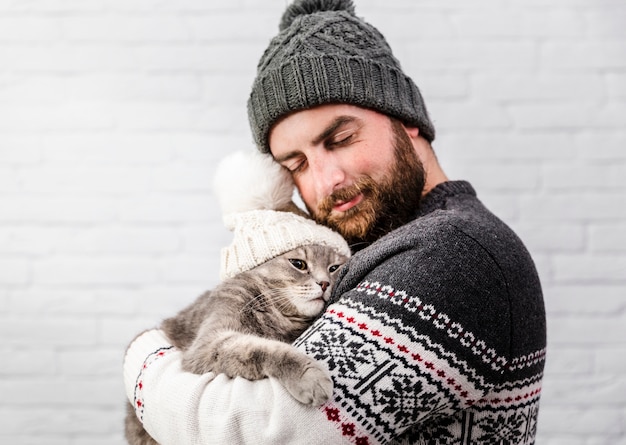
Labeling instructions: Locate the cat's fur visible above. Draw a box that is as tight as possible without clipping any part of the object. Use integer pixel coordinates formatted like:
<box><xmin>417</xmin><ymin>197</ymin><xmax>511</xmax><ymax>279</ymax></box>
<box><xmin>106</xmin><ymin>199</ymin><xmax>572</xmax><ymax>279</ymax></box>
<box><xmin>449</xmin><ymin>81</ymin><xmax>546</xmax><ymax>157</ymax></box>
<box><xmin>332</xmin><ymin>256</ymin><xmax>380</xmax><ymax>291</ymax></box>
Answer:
<box><xmin>125</xmin><ymin>243</ymin><xmax>348</xmax><ymax>445</ymax></box>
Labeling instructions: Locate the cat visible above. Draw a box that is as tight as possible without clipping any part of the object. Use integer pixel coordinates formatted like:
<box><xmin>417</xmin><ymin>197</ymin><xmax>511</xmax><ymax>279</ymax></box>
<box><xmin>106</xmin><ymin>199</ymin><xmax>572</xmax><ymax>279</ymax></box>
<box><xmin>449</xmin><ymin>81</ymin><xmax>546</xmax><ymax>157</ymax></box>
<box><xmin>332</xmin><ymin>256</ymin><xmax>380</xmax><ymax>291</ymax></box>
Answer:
<box><xmin>124</xmin><ymin>243</ymin><xmax>349</xmax><ymax>445</ymax></box>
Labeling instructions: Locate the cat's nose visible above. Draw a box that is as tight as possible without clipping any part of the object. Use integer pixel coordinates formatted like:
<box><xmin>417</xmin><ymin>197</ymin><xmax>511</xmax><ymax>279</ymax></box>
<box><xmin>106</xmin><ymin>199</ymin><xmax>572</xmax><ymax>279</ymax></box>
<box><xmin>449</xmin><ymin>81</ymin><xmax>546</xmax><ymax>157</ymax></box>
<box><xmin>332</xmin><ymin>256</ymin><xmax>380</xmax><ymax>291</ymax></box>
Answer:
<box><xmin>318</xmin><ymin>281</ymin><xmax>330</xmax><ymax>292</ymax></box>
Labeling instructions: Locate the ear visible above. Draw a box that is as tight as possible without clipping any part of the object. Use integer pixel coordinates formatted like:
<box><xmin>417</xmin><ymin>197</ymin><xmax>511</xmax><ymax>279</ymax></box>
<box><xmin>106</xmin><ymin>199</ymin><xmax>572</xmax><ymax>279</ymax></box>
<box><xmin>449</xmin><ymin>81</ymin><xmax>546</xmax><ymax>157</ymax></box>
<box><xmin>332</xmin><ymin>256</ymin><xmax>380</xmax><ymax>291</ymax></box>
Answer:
<box><xmin>403</xmin><ymin>125</ymin><xmax>420</xmax><ymax>140</ymax></box>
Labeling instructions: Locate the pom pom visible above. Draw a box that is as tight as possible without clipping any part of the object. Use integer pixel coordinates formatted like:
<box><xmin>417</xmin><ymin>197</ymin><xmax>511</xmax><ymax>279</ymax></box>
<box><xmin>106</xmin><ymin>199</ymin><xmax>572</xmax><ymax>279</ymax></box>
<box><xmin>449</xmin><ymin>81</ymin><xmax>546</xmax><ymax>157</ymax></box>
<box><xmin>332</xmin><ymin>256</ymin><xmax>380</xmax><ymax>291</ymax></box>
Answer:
<box><xmin>279</xmin><ymin>0</ymin><xmax>355</xmax><ymax>31</ymax></box>
<box><xmin>213</xmin><ymin>150</ymin><xmax>295</xmax><ymax>217</ymax></box>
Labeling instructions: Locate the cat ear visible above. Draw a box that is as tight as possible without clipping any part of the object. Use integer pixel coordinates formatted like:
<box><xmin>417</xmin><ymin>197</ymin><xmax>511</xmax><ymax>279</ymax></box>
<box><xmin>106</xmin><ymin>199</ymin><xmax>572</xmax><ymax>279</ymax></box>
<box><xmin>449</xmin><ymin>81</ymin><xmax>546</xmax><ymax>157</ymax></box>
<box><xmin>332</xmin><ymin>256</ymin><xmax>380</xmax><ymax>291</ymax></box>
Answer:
<box><xmin>213</xmin><ymin>150</ymin><xmax>297</xmax><ymax>216</ymax></box>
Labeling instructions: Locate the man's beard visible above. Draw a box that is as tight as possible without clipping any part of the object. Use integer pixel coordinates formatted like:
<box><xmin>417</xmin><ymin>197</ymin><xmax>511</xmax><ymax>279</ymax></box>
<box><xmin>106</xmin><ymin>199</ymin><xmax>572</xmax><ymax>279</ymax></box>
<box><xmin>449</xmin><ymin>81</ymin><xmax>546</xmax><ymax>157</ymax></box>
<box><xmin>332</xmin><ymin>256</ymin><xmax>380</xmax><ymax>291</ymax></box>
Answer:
<box><xmin>308</xmin><ymin>119</ymin><xmax>426</xmax><ymax>250</ymax></box>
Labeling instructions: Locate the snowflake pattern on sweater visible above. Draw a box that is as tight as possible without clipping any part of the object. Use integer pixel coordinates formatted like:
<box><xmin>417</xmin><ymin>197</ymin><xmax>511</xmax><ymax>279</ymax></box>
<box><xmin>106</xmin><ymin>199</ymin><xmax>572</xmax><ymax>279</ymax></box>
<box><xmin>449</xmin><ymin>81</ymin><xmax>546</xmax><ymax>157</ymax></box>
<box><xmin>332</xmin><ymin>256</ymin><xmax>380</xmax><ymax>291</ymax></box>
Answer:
<box><xmin>297</xmin><ymin>290</ymin><xmax>544</xmax><ymax>444</ymax></box>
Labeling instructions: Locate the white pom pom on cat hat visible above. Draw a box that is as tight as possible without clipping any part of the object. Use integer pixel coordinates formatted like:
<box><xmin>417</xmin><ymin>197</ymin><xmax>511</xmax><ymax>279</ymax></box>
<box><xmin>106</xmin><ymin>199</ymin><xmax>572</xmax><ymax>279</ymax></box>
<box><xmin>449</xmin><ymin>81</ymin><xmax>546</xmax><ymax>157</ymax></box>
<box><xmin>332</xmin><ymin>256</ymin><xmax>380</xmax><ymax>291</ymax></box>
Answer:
<box><xmin>214</xmin><ymin>150</ymin><xmax>350</xmax><ymax>281</ymax></box>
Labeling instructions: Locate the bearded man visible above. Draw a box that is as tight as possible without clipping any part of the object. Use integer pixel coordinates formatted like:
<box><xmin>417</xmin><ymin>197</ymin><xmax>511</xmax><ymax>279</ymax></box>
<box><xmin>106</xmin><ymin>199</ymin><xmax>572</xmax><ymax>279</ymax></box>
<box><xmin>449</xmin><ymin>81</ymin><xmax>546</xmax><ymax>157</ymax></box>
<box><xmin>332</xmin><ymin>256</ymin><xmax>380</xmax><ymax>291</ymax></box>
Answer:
<box><xmin>123</xmin><ymin>1</ymin><xmax>546</xmax><ymax>443</ymax></box>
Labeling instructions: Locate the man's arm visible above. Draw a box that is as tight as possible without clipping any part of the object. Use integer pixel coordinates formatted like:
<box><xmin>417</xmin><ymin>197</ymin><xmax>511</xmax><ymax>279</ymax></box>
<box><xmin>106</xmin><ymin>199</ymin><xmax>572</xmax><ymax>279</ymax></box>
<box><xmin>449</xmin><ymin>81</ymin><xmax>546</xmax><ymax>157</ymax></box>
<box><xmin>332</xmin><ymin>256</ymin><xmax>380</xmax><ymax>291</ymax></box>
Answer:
<box><xmin>123</xmin><ymin>329</ymin><xmax>353</xmax><ymax>445</ymax></box>
<box><xmin>123</xmin><ymin>229</ymin><xmax>512</xmax><ymax>444</ymax></box>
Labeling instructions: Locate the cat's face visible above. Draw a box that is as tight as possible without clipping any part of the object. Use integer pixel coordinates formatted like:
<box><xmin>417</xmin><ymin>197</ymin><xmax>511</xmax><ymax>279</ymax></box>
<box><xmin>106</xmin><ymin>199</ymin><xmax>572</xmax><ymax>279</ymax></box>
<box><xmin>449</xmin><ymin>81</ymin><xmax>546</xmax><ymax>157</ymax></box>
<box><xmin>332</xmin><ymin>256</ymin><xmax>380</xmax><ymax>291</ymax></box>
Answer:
<box><xmin>259</xmin><ymin>244</ymin><xmax>349</xmax><ymax>318</ymax></box>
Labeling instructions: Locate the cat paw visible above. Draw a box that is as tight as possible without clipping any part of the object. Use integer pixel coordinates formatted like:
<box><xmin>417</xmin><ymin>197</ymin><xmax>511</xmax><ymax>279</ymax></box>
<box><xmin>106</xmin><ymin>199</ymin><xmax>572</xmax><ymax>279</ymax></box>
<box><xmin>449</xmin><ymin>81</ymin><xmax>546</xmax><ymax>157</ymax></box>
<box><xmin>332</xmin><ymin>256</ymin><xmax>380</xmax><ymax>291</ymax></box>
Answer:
<box><xmin>284</xmin><ymin>365</ymin><xmax>333</xmax><ymax>406</ymax></box>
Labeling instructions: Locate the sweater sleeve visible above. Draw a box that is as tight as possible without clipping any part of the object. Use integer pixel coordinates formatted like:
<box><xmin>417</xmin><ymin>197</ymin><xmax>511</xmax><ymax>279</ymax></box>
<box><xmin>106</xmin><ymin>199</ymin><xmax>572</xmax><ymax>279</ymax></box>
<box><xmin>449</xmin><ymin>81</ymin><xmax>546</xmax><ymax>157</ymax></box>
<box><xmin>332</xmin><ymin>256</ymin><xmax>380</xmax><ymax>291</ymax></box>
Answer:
<box><xmin>123</xmin><ymin>225</ymin><xmax>515</xmax><ymax>444</ymax></box>
<box><xmin>123</xmin><ymin>329</ymin><xmax>352</xmax><ymax>445</ymax></box>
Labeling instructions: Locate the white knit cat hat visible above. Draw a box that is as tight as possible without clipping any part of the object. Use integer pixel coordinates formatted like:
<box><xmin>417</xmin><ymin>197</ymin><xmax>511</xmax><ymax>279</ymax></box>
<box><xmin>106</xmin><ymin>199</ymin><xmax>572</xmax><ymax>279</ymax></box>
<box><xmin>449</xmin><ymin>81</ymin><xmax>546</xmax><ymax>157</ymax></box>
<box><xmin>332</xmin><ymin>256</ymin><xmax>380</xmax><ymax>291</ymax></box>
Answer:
<box><xmin>213</xmin><ymin>150</ymin><xmax>351</xmax><ymax>280</ymax></box>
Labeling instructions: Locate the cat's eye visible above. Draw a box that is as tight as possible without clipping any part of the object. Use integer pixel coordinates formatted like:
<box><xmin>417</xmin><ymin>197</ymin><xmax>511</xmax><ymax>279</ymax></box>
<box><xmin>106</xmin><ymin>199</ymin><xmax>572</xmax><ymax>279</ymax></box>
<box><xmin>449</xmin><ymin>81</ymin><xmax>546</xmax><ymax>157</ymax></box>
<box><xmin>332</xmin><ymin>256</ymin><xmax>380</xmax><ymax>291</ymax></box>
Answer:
<box><xmin>289</xmin><ymin>259</ymin><xmax>308</xmax><ymax>271</ymax></box>
<box><xmin>329</xmin><ymin>264</ymin><xmax>341</xmax><ymax>273</ymax></box>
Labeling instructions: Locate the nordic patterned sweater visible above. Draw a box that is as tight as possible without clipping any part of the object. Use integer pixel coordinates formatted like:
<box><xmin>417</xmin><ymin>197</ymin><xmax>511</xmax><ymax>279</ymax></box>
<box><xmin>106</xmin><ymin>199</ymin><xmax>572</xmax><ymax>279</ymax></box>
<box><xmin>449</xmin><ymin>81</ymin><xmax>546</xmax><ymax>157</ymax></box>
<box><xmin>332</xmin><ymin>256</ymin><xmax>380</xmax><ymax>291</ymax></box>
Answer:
<box><xmin>123</xmin><ymin>180</ymin><xmax>546</xmax><ymax>445</ymax></box>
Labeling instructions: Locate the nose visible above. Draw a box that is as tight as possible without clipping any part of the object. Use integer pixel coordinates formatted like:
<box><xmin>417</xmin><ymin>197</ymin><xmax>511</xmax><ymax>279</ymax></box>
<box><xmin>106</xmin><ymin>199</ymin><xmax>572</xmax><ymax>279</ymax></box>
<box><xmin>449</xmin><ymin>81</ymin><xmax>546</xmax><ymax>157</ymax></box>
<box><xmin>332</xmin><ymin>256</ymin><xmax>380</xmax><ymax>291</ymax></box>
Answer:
<box><xmin>318</xmin><ymin>281</ymin><xmax>330</xmax><ymax>292</ymax></box>
<box><xmin>309</xmin><ymin>154</ymin><xmax>345</xmax><ymax>199</ymax></box>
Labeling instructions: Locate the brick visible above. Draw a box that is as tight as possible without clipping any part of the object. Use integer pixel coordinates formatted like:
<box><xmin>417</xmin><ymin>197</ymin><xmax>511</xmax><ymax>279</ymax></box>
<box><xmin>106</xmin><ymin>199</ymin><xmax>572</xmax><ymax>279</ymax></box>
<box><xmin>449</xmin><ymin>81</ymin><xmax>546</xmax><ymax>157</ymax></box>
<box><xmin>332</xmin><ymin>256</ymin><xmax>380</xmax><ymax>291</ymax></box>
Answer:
<box><xmin>0</xmin><ymin>404</ymin><xmax>122</xmax><ymax>433</ymax></box>
<box><xmin>58</xmin><ymin>349</ymin><xmax>122</xmax><ymax>376</ymax></box>
<box><xmin>0</xmin><ymin>0</ymin><xmax>105</xmax><ymax>12</ymax></box>
<box><xmin>160</xmin><ymin>255</ymin><xmax>219</xmax><ymax>284</ymax></box>
<box><xmin>509</xmin><ymin>222</ymin><xmax>585</xmax><ymax>253</ymax></box>
<box><xmin>520</xmin><ymin>193</ymin><xmax>626</xmax><ymax>221</ymax></box>
<box><xmin>366</xmin><ymin>11</ymin><xmax>453</xmax><ymax>40</ymax></box>
<box><xmin>0</xmin><ymin>197</ymin><xmax>117</xmax><ymax>224</ymax></box>
<box><xmin>0</xmin><ymin>75</ymin><xmax>68</xmax><ymax>104</ymax></box>
<box><xmin>537</xmin><ymin>406</ymin><xmax>623</xmax><ymax>434</ymax></box>
<box><xmin>201</xmin><ymin>73</ymin><xmax>257</xmax><ymax>105</ymax></box>
<box><xmin>0</xmin><ymin>227</ymin><xmax>74</xmax><ymax>255</ymax></box>
<box><xmin>118</xmin><ymin>195</ymin><xmax>213</xmax><ymax>223</ymax></box>
<box><xmin>180</xmin><ymin>223</ymin><xmax>232</xmax><ymax>254</ymax></box>
<box><xmin>0</xmin><ymin>18</ymin><xmax>61</xmax><ymax>42</ymax></box>
<box><xmin>450</xmin><ymin>12</ymin><xmax>521</xmax><ymax>38</ymax></box>
<box><xmin>509</xmin><ymin>103</ymin><xmax>597</xmax><ymax>129</ymax></box>
<box><xmin>548</xmin><ymin>315</ymin><xmax>626</xmax><ymax>344</ymax></box>
<box><xmin>590</xmin><ymin>224</ymin><xmax>626</xmax><ymax>252</ymax></box>
<box><xmin>593</xmin><ymin>103</ymin><xmax>626</xmax><ymax>128</ymax></box>
<box><xmin>595</xmin><ymin>347</ymin><xmax>626</xmax><ymax>374</ymax></box>
<box><xmin>188</xmin><ymin>13</ymin><xmax>285</xmax><ymax>41</ymax></box>
<box><xmin>553</xmin><ymin>254</ymin><xmax>626</xmax><ymax>283</ymax></box>
<box><xmin>60</xmin><ymin>227</ymin><xmax>181</xmax><ymax>255</ymax></box>
<box><xmin>472</xmin><ymin>73</ymin><xmax>603</xmax><ymax>102</ymax></box>
<box><xmin>0</xmin><ymin>259</ymin><xmax>29</xmax><ymax>285</ymax></box>
<box><xmin>0</xmin><ymin>167</ymin><xmax>18</xmax><ymax>191</ymax></box>
<box><xmin>149</xmin><ymin>163</ymin><xmax>216</xmax><ymax>192</ymax></box>
<box><xmin>0</xmin><ymin>104</ymin><xmax>115</xmax><ymax>131</ymax></box>
<box><xmin>18</xmin><ymin>165</ymin><xmax>151</xmax><ymax>194</ymax></box>
<box><xmin>33</xmin><ymin>257</ymin><xmax>159</xmax><ymax>286</ymax></box>
<box><xmin>0</xmin><ymin>317</ymin><xmax>97</xmax><ymax>346</ymax></box>
<box><xmin>607</xmin><ymin>73</ymin><xmax>626</xmax><ymax>98</ymax></box>
<box><xmin>122</xmin><ymin>286</ymin><xmax>198</xmax><ymax>319</ymax></box>
<box><xmin>510</xmin><ymin>0</ymin><xmax>625</xmax><ymax>7</ymax></box>
<box><xmin>428</xmin><ymin>102</ymin><xmax>511</xmax><ymax>131</ymax></box>
<box><xmin>587</xmin><ymin>8</ymin><xmax>626</xmax><ymax>38</ymax></box>
<box><xmin>542</xmin><ymin>346</ymin><xmax>593</xmax><ymax>375</ymax></box>
<box><xmin>67</xmin><ymin>74</ymin><xmax>201</xmax><ymax>102</ymax></box>
<box><xmin>436</xmin><ymin>133</ymin><xmax>575</xmax><ymax>161</ymax></box>
<box><xmin>0</xmin><ymin>349</ymin><xmax>57</xmax><ymax>376</ymax></box>
<box><xmin>448</xmin><ymin>161</ymin><xmax>541</xmax><ymax>191</ymax></box>
<box><xmin>69</xmin><ymin>435</ymin><xmax>127</xmax><ymax>445</ymax></box>
<box><xmin>171</xmin><ymin>134</ymin><xmax>250</xmax><ymax>162</ymax></box>
<box><xmin>544</xmin><ymin>285</ymin><xmax>626</xmax><ymax>314</ymax></box>
<box><xmin>0</xmin><ymin>44</ymin><xmax>137</xmax><ymax>72</ymax></box>
<box><xmin>576</xmin><ymin>133</ymin><xmax>626</xmax><ymax>160</ymax></box>
<box><xmin>0</xmin><ymin>136</ymin><xmax>41</xmax><ymax>163</ymax></box>
<box><xmin>132</xmin><ymin>43</ymin><xmax>257</xmax><ymax>72</ymax></box>
<box><xmin>99</xmin><ymin>316</ymin><xmax>160</xmax><ymax>347</ymax></box>
<box><xmin>109</xmin><ymin>0</ymin><xmax>246</xmax><ymax>12</ymax></box>
<box><xmin>411</xmin><ymin>73</ymin><xmax>468</xmax><ymax>101</ymax></box>
<box><xmin>407</xmin><ymin>42</ymin><xmax>536</xmax><ymax>70</ymax></box>
<box><xmin>541</xmin><ymin>375</ymin><xmax>626</xmax><ymax>406</ymax></box>
<box><xmin>8</xmin><ymin>288</ymin><xmax>139</xmax><ymax>316</ymax></box>
<box><xmin>520</xmin><ymin>10</ymin><xmax>585</xmax><ymax>38</ymax></box>
<box><xmin>62</xmin><ymin>16</ymin><xmax>191</xmax><ymax>42</ymax></box>
<box><xmin>41</xmin><ymin>134</ymin><xmax>172</xmax><ymax>163</ymax></box>
<box><xmin>544</xmin><ymin>163</ymin><xmax>626</xmax><ymax>190</ymax></box>
<box><xmin>542</xmin><ymin>42</ymin><xmax>626</xmax><ymax>68</ymax></box>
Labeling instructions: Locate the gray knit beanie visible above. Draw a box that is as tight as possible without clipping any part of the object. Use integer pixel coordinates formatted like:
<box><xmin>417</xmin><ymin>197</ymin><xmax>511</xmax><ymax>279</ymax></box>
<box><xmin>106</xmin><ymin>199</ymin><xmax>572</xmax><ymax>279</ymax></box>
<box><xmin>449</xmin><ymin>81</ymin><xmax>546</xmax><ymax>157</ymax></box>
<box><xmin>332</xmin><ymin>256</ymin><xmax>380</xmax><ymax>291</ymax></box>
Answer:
<box><xmin>247</xmin><ymin>0</ymin><xmax>435</xmax><ymax>153</ymax></box>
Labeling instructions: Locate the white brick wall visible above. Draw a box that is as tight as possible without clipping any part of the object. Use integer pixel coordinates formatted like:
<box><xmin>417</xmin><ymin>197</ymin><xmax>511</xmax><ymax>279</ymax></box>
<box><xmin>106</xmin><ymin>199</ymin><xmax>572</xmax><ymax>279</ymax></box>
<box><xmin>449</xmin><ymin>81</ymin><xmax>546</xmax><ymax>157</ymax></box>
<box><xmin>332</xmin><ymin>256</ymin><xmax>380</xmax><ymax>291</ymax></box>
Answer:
<box><xmin>0</xmin><ymin>1</ymin><xmax>624</xmax><ymax>443</ymax></box>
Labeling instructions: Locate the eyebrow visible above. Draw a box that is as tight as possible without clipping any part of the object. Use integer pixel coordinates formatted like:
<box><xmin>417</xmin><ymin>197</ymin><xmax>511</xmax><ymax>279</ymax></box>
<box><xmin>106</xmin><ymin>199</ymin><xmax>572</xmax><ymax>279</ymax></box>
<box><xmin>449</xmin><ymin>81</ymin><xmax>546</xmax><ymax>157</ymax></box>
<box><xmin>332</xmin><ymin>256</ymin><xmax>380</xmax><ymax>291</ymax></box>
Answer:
<box><xmin>311</xmin><ymin>115</ymin><xmax>360</xmax><ymax>146</ymax></box>
<box><xmin>273</xmin><ymin>115</ymin><xmax>360</xmax><ymax>164</ymax></box>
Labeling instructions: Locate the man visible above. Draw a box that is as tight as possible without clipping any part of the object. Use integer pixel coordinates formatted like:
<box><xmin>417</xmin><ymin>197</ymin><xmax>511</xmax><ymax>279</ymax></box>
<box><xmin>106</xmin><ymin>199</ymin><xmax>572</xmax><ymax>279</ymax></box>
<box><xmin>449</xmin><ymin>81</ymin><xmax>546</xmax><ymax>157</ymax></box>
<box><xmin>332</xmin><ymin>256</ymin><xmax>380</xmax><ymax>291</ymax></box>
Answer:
<box><xmin>123</xmin><ymin>1</ymin><xmax>546</xmax><ymax>443</ymax></box>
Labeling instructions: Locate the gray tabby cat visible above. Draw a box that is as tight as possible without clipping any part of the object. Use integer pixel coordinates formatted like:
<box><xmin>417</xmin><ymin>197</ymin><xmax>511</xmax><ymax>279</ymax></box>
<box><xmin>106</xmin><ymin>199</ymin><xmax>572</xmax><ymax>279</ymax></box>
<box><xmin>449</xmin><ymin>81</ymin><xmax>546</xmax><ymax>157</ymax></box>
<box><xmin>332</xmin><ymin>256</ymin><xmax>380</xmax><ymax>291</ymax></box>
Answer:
<box><xmin>124</xmin><ymin>243</ymin><xmax>348</xmax><ymax>445</ymax></box>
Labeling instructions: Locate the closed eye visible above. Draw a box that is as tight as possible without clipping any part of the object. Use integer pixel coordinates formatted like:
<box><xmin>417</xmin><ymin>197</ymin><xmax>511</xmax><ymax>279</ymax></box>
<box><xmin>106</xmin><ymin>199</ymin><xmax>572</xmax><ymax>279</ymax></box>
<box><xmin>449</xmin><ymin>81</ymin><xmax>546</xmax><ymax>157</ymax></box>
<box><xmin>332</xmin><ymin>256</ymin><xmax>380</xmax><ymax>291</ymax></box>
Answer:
<box><xmin>327</xmin><ymin>131</ymin><xmax>355</xmax><ymax>148</ymax></box>
<box><xmin>289</xmin><ymin>259</ymin><xmax>308</xmax><ymax>271</ymax></box>
<box><xmin>283</xmin><ymin>156</ymin><xmax>307</xmax><ymax>174</ymax></box>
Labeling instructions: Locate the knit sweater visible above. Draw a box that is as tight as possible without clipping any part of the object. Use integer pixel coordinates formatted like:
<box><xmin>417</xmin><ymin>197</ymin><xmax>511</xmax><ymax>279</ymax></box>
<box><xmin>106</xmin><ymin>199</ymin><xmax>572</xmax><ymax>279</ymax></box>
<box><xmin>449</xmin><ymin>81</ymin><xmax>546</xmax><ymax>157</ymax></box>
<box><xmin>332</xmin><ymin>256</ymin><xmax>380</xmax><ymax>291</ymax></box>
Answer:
<box><xmin>123</xmin><ymin>180</ymin><xmax>546</xmax><ymax>444</ymax></box>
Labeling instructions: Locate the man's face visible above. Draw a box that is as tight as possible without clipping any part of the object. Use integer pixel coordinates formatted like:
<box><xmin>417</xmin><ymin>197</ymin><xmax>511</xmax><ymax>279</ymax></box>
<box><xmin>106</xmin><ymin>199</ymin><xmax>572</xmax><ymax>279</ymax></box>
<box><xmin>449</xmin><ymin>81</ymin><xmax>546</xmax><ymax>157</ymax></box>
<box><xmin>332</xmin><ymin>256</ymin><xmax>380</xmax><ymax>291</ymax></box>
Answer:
<box><xmin>269</xmin><ymin>104</ymin><xmax>425</xmax><ymax>248</ymax></box>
